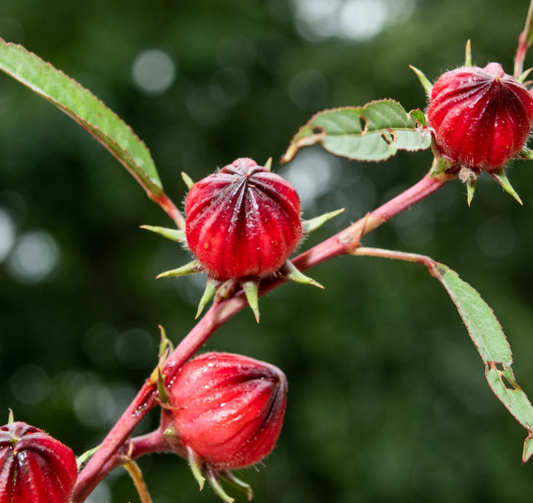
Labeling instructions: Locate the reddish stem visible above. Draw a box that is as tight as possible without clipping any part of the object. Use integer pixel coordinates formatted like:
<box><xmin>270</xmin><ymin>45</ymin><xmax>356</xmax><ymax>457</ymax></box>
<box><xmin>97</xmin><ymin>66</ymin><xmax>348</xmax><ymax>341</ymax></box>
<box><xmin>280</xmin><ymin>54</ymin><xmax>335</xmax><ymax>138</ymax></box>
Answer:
<box><xmin>72</xmin><ymin>169</ymin><xmax>454</xmax><ymax>502</ymax></box>
<box><xmin>514</xmin><ymin>0</ymin><xmax>533</xmax><ymax>79</ymax></box>
<box><xmin>152</xmin><ymin>193</ymin><xmax>186</xmax><ymax>230</ymax></box>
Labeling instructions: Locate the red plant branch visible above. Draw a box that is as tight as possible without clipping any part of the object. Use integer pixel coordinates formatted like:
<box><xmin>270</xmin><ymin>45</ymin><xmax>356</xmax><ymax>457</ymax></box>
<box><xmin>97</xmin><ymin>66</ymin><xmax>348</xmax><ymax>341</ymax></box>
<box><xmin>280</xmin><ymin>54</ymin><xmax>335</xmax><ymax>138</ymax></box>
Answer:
<box><xmin>72</xmin><ymin>168</ymin><xmax>455</xmax><ymax>502</ymax></box>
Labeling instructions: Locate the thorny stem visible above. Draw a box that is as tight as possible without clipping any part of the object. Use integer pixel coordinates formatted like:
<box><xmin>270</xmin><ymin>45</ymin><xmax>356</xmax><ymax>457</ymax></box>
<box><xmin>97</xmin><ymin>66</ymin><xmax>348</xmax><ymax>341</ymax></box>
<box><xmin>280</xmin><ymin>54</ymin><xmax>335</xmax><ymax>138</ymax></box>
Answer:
<box><xmin>514</xmin><ymin>0</ymin><xmax>533</xmax><ymax>79</ymax></box>
<box><xmin>72</xmin><ymin>168</ymin><xmax>454</xmax><ymax>502</ymax></box>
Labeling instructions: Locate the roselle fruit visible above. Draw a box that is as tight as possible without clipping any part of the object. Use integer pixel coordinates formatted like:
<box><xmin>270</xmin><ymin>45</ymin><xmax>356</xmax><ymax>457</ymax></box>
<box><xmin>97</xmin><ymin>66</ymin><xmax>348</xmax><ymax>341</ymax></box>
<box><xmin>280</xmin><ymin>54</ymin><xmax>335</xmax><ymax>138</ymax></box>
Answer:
<box><xmin>0</xmin><ymin>422</ymin><xmax>78</xmax><ymax>503</ymax></box>
<box><xmin>168</xmin><ymin>352</ymin><xmax>287</xmax><ymax>471</ymax></box>
<box><xmin>185</xmin><ymin>157</ymin><xmax>302</xmax><ymax>281</ymax></box>
<box><xmin>427</xmin><ymin>62</ymin><xmax>533</xmax><ymax>171</ymax></box>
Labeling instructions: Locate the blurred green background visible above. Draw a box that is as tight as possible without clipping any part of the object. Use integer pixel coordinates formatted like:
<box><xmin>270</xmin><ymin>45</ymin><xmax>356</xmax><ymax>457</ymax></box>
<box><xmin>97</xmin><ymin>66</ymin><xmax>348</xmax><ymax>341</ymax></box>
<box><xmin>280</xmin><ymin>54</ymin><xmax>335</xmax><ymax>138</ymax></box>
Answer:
<box><xmin>1</xmin><ymin>0</ymin><xmax>533</xmax><ymax>502</ymax></box>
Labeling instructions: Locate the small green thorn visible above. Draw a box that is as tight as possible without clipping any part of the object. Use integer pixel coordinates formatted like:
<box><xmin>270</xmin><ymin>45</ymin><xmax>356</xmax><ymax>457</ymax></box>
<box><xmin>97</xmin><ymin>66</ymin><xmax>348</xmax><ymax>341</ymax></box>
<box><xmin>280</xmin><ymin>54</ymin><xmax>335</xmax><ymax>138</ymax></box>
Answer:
<box><xmin>7</xmin><ymin>409</ymin><xmax>14</xmax><ymax>424</ymax></box>
<box><xmin>465</xmin><ymin>39</ymin><xmax>472</xmax><ymax>67</ymax></box>
<box><xmin>491</xmin><ymin>169</ymin><xmax>523</xmax><ymax>205</ymax></box>
<box><xmin>283</xmin><ymin>260</ymin><xmax>324</xmax><ymax>289</ymax></box>
<box><xmin>182</xmin><ymin>172</ymin><xmax>195</xmax><ymax>190</ymax></box>
<box><xmin>219</xmin><ymin>471</ymin><xmax>254</xmax><ymax>501</ymax></box>
<box><xmin>187</xmin><ymin>447</ymin><xmax>206</xmax><ymax>491</ymax></box>
<box><xmin>301</xmin><ymin>208</ymin><xmax>345</xmax><ymax>234</ymax></box>
<box><xmin>164</xmin><ymin>425</ymin><xmax>178</xmax><ymax>438</ymax></box>
<box><xmin>157</xmin><ymin>259</ymin><xmax>200</xmax><ymax>279</ymax></box>
<box><xmin>409</xmin><ymin>65</ymin><xmax>433</xmax><ymax>95</ymax></box>
<box><xmin>196</xmin><ymin>278</ymin><xmax>218</xmax><ymax>318</ymax></box>
<box><xmin>264</xmin><ymin>157</ymin><xmax>272</xmax><ymax>171</ymax></box>
<box><xmin>141</xmin><ymin>225</ymin><xmax>186</xmax><ymax>243</ymax></box>
<box><xmin>205</xmin><ymin>466</ymin><xmax>235</xmax><ymax>503</ymax></box>
<box><xmin>242</xmin><ymin>280</ymin><xmax>260</xmax><ymax>323</ymax></box>
<box><xmin>518</xmin><ymin>68</ymin><xmax>533</xmax><ymax>83</ymax></box>
<box><xmin>429</xmin><ymin>156</ymin><xmax>452</xmax><ymax>178</ymax></box>
<box><xmin>467</xmin><ymin>178</ymin><xmax>477</xmax><ymax>206</ymax></box>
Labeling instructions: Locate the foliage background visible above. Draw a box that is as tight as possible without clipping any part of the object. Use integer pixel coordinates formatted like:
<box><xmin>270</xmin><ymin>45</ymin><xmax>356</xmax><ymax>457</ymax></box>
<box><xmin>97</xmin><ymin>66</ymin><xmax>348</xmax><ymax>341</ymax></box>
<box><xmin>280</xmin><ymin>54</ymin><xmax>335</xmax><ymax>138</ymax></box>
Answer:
<box><xmin>1</xmin><ymin>0</ymin><xmax>533</xmax><ymax>502</ymax></box>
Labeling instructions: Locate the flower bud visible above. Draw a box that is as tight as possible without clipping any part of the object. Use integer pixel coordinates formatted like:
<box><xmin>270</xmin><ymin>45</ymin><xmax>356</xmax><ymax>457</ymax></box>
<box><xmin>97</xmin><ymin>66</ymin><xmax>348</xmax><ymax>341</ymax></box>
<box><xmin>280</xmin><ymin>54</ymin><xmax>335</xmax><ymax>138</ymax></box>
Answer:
<box><xmin>427</xmin><ymin>63</ymin><xmax>533</xmax><ymax>171</ymax></box>
<box><xmin>0</xmin><ymin>422</ymin><xmax>78</xmax><ymax>503</ymax></box>
<box><xmin>168</xmin><ymin>352</ymin><xmax>287</xmax><ymax>470</ymax></box>
<box><xmin>185</xmin><ymin>158</ymin><xmax>301</xmax><ymax>281</ymax></box>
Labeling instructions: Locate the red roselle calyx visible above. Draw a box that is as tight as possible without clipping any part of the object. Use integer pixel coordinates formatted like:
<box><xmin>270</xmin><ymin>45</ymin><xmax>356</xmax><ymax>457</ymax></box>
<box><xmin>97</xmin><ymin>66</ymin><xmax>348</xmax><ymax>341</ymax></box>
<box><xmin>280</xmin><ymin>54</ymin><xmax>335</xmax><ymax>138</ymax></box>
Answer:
<box><xmin>167</xmin><ymin>352</ymin><xmax>287</xmax><ymax>472</ymax></box>
<box><xmin>0</xmin><ymin>422</ymin><xmax>78</xmax><ymax>503</ymax></box>
<box><xmin>185</xmin><ymin>158</ymin><xmax>302</xmax><ymax>281</ymax></box>
<box><xmin>428</xmin><ymin>63</ymin><xmax>533</xmax><ymax>172</ymax></box>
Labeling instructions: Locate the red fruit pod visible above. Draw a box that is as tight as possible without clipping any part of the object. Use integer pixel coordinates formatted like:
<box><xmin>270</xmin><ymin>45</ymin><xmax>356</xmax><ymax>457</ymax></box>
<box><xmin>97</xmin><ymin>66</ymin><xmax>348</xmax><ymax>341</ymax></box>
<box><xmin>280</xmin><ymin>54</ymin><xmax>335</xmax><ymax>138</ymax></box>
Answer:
<box><xmin>0</xmin><ymin>422</ymin><xmax>78</xmax><ymax>503</ymax></box>
<box><xmin>185</xmin><ymin>158</ymin><xmax>302</xmax><ymax>281</ymax></box>
<box><xmin>168</xmin><ymin>352</ymin><xmax>287</xmax><ymax>470</ymax></box>
<box><xmin>427</xmin><ymin>63</ymin><xmax>533</xmax><ymax>171</ymax></box>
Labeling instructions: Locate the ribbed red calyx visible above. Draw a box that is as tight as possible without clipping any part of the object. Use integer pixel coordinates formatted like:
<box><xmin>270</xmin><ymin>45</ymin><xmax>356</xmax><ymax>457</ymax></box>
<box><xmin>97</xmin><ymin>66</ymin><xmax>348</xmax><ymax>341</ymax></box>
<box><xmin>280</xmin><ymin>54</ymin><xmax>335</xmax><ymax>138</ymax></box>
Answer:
<box><xmin>185</xmin><ymin>158</ymin><xmax>302</xmax><ymax>281</ymax></box>
<box><xmin>168</xmin><ymin>352</ymin><xmax>287</xmax><ymax>470</ymax></box>
<box><xmin>0</xmin><ymin>422</ymin><xmax>78</xmax><ymax>503</ymax></box>
<box><xmin>427</xmin><ymin>63</ymin><xmax>533</xmax><ymax>171</ymax></box>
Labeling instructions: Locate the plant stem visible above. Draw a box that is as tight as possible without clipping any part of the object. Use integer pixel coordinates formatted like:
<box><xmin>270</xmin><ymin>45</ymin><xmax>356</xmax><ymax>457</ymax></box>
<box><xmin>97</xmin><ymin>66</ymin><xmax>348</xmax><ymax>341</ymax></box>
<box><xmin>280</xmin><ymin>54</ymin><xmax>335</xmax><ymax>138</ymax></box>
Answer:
<box><xmin>72</xmin><ymin>168</ymin><xmax>454</xmax><ymax>502</ymax></box>
<box><xmin>514</xmin><ymin>0</ymin><xmax>533</xmax><ymax>79</ymax></box>
<box><xmin>152</xmin><ymin>193</ymin><xmax>186</xmax><ymax>230</ymax></box>
<box><xmin>123</xmin><ymin>461</ymin><xmax>153</xmax><ymax>503</ymax></box>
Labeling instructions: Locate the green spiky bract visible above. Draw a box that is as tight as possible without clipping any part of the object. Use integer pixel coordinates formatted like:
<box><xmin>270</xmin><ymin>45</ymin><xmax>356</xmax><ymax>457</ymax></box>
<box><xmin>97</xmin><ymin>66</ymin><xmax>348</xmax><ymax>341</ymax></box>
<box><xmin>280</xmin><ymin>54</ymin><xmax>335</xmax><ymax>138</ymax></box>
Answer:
<box><xmin>157</xmin><ymin>259</ymin><xmax>200</xmax><ymax>279</ymax></box>
<box><xmin>409</xmin><ymin>65</ymin><xmax>433</xmax><ymax>95</ymax></box>
<box><xmin>205</xmin><ymin>466</ymin><xmax>235</xmax><ymax>503</ymax></box>
<box><xmin>182</xmin><ymin>172</ymin><xmax>194</xmax><ymax>190</ymax></box>
<box><xmin>196</xmin><ymin>278</ymin><xmax>219</xmax><ymax>318</ymax></box>
<box><xmin>187</xmin><ymin>447</ymin><xmax>206</xmax><ymax>490</ymax></box>
<box><xmin>301</xmin><ymin>208</ymin><xmax>344</xmax><ymax>234</ymax></box>
<box><xmin>141</xmin><ymin>225</ymin><xmax>186</xmax><ymax>243</ymax></box>
<box><xmin>242</xmin><ymin>280</ymin><xmax>260</xmax><ymax>323</ymax></box>
<box><xmin>283</xmin><ymin>260</ymin><xmax>324</xmax><ymax>289</ymax></box>
<box><xmin>491</xmin><ymin>169</ymin><xmax>523</xmax><ymax>205</ymax></box>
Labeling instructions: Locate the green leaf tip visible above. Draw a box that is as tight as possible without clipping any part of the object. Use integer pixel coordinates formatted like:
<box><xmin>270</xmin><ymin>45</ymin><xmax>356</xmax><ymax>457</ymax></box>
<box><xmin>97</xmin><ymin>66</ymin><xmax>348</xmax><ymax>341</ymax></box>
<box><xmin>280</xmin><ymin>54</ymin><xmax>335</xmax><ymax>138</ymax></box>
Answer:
<box><xmin>182</xmin><ymin>172</ymin><xmax>194</xmax><ymax>190</ymax></box>
<box><xmin>7</xmin><ymin>409</ymin><xmax>14</xmax><ymax>424</ymax></box>
<box><xmin>196</xmin><ymin>278</ymin><xmax>218</xmax><ymax>318</ymax></box>
<box><xmin>157</xmin><ymin>259</ymin><xmax>200</xmax><ymax>279</ymax></box>
<box><xmin>491</xmin><ymin>170</ymin><xmax>523</xmax><ymax>205</ymax></box>
<box><xmin>409</xmin><ymin>109</ymin><xmax>427</xmax><ymax>126</ymax></box>
<box><xmin>301</xmin><ymin>208</ymin><xmax>345</xmax><ymax>234</ymax></box>
<box><xmin>409</xmin><ymin>65</ymin><xmax>433</xmax><ymax>95</ymax></box>
<box><xmin>523</xmin><ymin>432</ymin><xmax>533</xmax><ymax>463</ymax></box>
<box><xmin>141</xmin><ymin>225</ymin><xmax>186</xmax><ymax>243</ymax></box>
<box><xmin>519</xmin><ymin>67</ymin><xmax>533</xmax><ymax>83</ymax></box>
<box><xmin>206</xmin><ymin>466</ymin><xmax>235</xmax><ymax>503</ymax></box>
<box><xmin>264</xmin><ymin>157</ymin><xmax>272</xmax><ymax>171</ymax></box>
<box><xmin>242</xmin><ymin>280</ymin><xmax>260</xmax><ymax>323</ymax></box>
<box><xmin>465</xmin><ymin>39</ymin><xmax>472</xmax><ymax>67</ymax></box>
<box><xmin>467</xmin><ymin>178</ymin><xmax>477</xmax><ymax>206</ymax></box>
<box><xmin>187</xmin><ymin>447</ymin><xmax>206</xmax><ymax>491</ymax></box>
<box><xmin>76</xmin><ymin>445</ymin><xmax>102</xmax><ymax>471</ymax></box>
<box><xmin>219</xmin><ymin>471</ymin><xmax>254</xmax><ymax>501</ymax></box>
<box><xmin>283</xmin><ymin>260</ymin><xmax>324</xmax><ymax>289</ymax></box>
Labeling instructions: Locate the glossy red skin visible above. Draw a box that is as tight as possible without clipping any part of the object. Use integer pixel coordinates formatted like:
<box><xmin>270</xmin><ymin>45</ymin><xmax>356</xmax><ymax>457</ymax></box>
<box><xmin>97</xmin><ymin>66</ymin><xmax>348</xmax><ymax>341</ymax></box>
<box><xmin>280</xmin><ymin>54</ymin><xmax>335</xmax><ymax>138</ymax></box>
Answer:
<box><xmin>185</xmin><ymin>158</ymin><xmax>302</xmax><ymax>281</ymax></box>
<box><xmin>169</xmin><ymin>352</ymin><xmax>287</xmax><ymax>470</ymax></box>
<box><xmin>427</xmin><ymin>63</ymin><xmax>533</xmax><ymax>171</ymax></box>
<box><xmin>0</xmin><ymin>422</ymin><xmax>78</xmax><ymax>503</ymax></box>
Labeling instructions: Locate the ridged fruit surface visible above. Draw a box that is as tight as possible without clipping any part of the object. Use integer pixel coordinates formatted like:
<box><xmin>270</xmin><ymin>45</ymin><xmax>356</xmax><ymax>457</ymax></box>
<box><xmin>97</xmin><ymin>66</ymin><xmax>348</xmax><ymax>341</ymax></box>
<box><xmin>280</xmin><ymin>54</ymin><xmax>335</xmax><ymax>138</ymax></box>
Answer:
<box><xmin>169</xmin><ymin>352</ymin><xmax>287</xmax><ymax>470</ymax></box>
<box><xmin>0</xmin><ymin>422</ymin><xmax>78</xmax><ymax>503</ymax></box>
<box><xmin>185</xmin><ymin>158</ymin><xmax>301</xmax><ymax>281</ymax></box>
<box><xmin>427</xmin><ymin>63</ymin><xmax>533</xmax><ymax>171</ymax></box>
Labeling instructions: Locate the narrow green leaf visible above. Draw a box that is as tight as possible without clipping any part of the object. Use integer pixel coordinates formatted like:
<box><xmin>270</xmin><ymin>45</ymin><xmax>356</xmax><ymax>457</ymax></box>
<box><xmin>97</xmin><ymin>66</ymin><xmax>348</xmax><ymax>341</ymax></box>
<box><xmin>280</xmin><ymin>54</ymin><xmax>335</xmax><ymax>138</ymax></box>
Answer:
<box><xmin>141</xmin><ymin>225</ymin><xmax>186</xmax><ymax>243</ymax></box>
<box><xmin>281</xmin><ymin>100</ymin><xmax>431</xmax><ymax>164</ymax></box>
<box><xmin>301</xmin><ymin>208</ymin><xmax>345</xmax><ymax>234</ymax></box>
<box><xmin>0</xmin><ymin>39</ymin><xmax>163</xmax><ymax>198</ymax></box>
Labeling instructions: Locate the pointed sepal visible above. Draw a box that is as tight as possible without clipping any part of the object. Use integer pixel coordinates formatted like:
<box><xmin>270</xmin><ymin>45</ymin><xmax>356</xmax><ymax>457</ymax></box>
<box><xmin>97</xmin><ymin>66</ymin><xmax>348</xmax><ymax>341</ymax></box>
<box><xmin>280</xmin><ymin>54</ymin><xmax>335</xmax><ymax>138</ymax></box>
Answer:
<box><xmin>242</xmin><ymin>280</ymin><xmax>260</xmax><ymax>323</ymax></box>
<box><xmin>409</xmin><ymin>65</ymin><xmax>433</xmax><ymax>95</ymax></box>
<box><xmin>7</xmin><ymin>408</ymin><xmax>14</xmax><ymax>425</ymax></box>
<box><xmin>301</xmin><ymin>208</ymin><xmax>345</xmax><ymax>235</ymax></box>
<box><xmin>264</xmin><ymin>157</ymin><xmax>272</xmax><ymax>171</ymax></box>
<box><xmin>205</xmin><ymin>466</ymin><xmax>235</xmax><ymax>503</ymax></box>
<box><xmin>196</xmin><ymin>277</ymin><xmax>218</xmax><ymax>318</ymax></box>
<box><xmin>465</xmin><ymin>39</ymin><xmax>472</xmax><ymax>67</ymax></box>
<box><xmin>141</xmin><ymin>225</ymin><xmax>187</xmax><ymax>243</ymax></box>
<box><xmin>157</xmin><ymin>368</ymin><xmax>170</xmax><ymax>405</ymax></box>
<box><xmin>219</xmin><ymin>471</ymin><xmax>253</xmax><ymax>501</ymax></box>
<box><xmin>516</xmin><ymin>146</ymin><xmax>533</xmax><ymax>159</ymax></box>
<box><xmin>163</xmin><ymin>425</ymin><xmax>178</xmax><ymax>439</ymax></box>
<box><xmin>491</xmin><ymin>169</ymin><xmax>523</xmax><ymax>205</ymax></box>
<box><xmin>187</xmin><ymin>446</ymin><xmax>206</xmax><ymax>491</ymax></box>
<box><xmin>158</xmin><ymin>325</ymin><xmax>173</xmax><ymax>360</ymax></box>
<box><xmin>518</xmin><ymin>68</ymin><xmax>533</xmax><ymax>83</ymax></box>
<box><xmin>76</xmin><ymin>444</ymin><xmax>102</xmax><ymax>471</ymax></box>
<box><xmin>182</xmin><ymin>172</ymin><xmax>195</xmax><ymax>190</ymax></box>
<box><xmin>467</xmin><ymin>178</ymin><xmax>477</xmax><ymax>206</ymax></box>
<box><xmin>429</xmin><ymin>156</ymin><xmax>452</xmax><ymax>178</ymax></box>
<box><xmin>157</xmin><ymin>259</ymin><xmax>201</xmax><ymax>279</ymax></box>
<box><xmin>283</xmin><ymin>260</ymin><xmax>324</xmax><ymax>289</ymax></box>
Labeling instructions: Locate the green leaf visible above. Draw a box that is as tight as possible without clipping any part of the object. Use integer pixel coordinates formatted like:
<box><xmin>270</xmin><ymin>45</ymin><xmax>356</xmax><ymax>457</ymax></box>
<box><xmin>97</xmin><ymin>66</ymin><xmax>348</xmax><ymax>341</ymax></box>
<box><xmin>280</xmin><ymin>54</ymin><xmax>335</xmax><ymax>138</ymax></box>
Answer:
<box><xmin>353</xmin><ymin>247</ymin><xmax>533</xmax><ymax>462</ymax></box>
<box><xmin>0</xmin><ymin>39</ymin><xmax>163</xmax><ymax>198</ymax></box>
<box><xmin>281</xmin><ymin>100</ymin><xmax>431</xmax><ymax>164</ymax></box>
